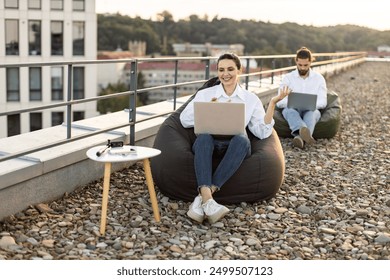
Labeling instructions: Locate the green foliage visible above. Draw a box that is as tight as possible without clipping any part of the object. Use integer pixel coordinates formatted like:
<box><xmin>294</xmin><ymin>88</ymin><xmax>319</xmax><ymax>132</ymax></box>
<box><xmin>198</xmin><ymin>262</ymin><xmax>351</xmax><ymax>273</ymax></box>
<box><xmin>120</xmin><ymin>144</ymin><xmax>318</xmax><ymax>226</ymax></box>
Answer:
<box><xmin>137</xmin><ymin>72</ymin><xmax>149</xmax><ymax>105</ymax></box>
<box><xmin>97</xmin><ymin>14</ymin><xmax>160</xmax><ymax>53</ymax></box>
<box><xmin>98</xmin><ymin>13</ymin><xmax>390</xmax><ymax>55</ymax></box>
<box><xmin>97</xmin><ymin>72</ymin><xmax>148</xmax><ymax>114</ymax></box>
<box><xmin>97</xmin><ymin>82</ymin><xmax>129</xmax><ymax>114</ymax></box>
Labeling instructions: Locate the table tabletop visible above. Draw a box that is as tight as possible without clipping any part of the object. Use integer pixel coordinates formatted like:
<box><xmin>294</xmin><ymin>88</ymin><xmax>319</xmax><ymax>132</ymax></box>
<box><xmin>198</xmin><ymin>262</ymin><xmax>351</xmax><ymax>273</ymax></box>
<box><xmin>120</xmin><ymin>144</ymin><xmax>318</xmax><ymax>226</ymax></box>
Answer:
<box><xmin>86</xmin><ymin>145</ymin><xmax>161</xmax><ymax>163</ymax></box>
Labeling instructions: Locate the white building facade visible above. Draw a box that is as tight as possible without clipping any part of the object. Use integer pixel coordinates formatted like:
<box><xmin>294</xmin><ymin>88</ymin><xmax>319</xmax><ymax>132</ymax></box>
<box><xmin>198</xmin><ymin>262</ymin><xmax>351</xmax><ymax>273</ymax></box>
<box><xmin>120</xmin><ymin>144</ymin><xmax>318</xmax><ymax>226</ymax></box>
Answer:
<box><xmin>0</xmin><ymin>0</ymin><xmax>97</xmax><ymax>138</ymax></box>
<box><xmin>172</xmin><ymin>43</ymin><xmax>245</xmax><ymax>57</ymax></box>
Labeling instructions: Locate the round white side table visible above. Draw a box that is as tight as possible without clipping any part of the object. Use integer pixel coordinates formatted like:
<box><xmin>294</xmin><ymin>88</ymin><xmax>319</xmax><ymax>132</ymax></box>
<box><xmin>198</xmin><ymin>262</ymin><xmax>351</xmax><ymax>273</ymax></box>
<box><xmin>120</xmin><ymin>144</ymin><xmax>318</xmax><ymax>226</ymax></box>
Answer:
<box><xmin>86</xmin><ymin>145</ymin><xmax>161</xmax><ymax>235</ymax></box>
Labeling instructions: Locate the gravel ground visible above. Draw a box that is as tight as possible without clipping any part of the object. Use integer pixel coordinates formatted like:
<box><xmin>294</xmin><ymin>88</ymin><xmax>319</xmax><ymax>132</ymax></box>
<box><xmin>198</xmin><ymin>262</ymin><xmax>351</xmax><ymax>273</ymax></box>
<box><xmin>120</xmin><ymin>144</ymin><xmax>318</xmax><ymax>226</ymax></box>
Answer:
<box><xmin>0</xmin><ymin>61</ymin><xmax>389</xmax><ymax>260</ymax></box>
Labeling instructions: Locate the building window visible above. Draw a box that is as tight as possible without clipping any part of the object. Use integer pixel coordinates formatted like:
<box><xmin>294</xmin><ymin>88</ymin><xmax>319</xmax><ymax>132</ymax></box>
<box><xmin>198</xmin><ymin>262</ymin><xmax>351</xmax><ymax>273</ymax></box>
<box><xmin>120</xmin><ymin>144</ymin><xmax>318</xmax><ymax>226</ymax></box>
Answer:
<box><xmin>51</xmin><ymin>21</ymin><xmax>63</xmax><ymax>55</ymax></box>
<box><xmin>29</xmin><ymin>67</ymin><xmax>42</xmax><ymax>101</ymax></box>
<box><xmin>5</xmin><ymin>0</ymin><xmax>18</xmax><ymax>8</ymax></box>
<box><xmin>28</xmin><ymin>0</ymin><xmax>41</xmax><ymax>9</ymax></box>
<box><xmin>73</xmin><ymin>111</ymin><xmax>85</xmax><ymax>121</ymax></box>
<box><xmin>5</xmin><ymin>20</ymin><xmax>19</xmax><ymax>55</ymax></box>
<box><xmin>73</xmin><ymin>0</ymin><xmax>84</xmax><ymax>11</ymax></box>
<box><xmin>8</xmin><ymin>114</ymin><xmax>20</xmax><ymax>136</ymax></box>
<box><xmin>6</xmin><ymin>68</ymin><xmax>20</xmax><ymax>101</ymax></box>
<box><xmin>30</xmin><ymin>113</ymin><xmax>42</xmax><ymax>131</ymax></box>
<box><xmin>51</xmin><ymin>67</ymin><xmax>63</xmax><ymax>100</ymax></box>
<box><xmin>29</xmin><ymin>20</ymin><xmax>41</xmax><ymax>55</ymax></box>
<box><xmin>52</xmin><ymin>112</ymin><xmax>64</xmax><ymax>126</ymax></box>
<box><xmin>73</xmin><ymin>67</ymin><xmax>85</xmax><ymax>100</ymax></box>
<box><xmin>50</xmin><ymin>0</ymin><xmax>63</xmax><ymax>10</ymax></box>
<box><xmin>73</xmin><ymin>21</ymin><xmax>85</xmax><ymax>56</ymax></box>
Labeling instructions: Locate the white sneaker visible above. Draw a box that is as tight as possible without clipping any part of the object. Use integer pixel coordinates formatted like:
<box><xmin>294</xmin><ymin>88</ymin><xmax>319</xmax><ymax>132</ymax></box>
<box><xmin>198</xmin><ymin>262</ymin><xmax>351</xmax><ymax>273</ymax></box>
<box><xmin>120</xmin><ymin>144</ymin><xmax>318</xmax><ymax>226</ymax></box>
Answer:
<box><xmin>202</xmin><ymin>199</ymin><xmax>229</xmax><ymax>224</ymax></box>
<box><xmin>187</xmin><ymin>195</ymin><xmax>205</xmax><ymax>223</ymax></box>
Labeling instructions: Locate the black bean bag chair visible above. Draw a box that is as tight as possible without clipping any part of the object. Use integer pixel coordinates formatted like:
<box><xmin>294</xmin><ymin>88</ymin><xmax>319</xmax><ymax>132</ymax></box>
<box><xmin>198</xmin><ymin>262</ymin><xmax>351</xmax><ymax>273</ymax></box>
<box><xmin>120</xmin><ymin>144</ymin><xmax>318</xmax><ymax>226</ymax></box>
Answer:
<box><xmin>273</xmin><ymin>90</ymin><xmax>342</xmax><ymax>139</ymax></box>
<box><xmin>151</xmin><ymin>77</ymin><xmax>285</xmax><ymax>204</ymax></box>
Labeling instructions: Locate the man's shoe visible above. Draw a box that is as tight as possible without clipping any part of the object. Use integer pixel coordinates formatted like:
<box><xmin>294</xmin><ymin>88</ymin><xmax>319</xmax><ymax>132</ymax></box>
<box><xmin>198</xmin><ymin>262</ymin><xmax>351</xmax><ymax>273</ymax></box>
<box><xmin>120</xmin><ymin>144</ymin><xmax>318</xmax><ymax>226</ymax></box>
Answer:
<box><xmin>187</xmin><ymin>195</ymin><xmax>205</xmax><ymax>223</ymax></box>
<box><xmin>292</xmin><ymin>136</ymin><xmax>304</xmax><ymax>149</ymax></box>
<box><xmin>202</xmin><ymin>199</ymin><xmax>229</xmax><ymax>224</ymax></box>
<box><xmin>299</xmin><ymin>127</ymin><xmax>315</xmax><ymax>145</ymax></box>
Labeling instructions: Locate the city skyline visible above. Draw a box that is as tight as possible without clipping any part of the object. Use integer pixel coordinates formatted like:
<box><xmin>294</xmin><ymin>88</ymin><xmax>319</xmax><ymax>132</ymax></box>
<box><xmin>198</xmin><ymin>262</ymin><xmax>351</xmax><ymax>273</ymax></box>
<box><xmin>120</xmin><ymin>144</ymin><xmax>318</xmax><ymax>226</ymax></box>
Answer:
<box><xmin>96</xmin><ymin>0</ymin><xmax>390</xmax><ymax>31</ymax></box>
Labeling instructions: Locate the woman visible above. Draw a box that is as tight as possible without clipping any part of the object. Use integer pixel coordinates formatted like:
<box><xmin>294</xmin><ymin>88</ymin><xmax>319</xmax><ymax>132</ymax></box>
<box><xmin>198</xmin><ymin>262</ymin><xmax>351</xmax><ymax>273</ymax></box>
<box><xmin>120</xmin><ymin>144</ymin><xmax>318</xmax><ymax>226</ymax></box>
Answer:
<box><xmin>180</xmin><ymin>53</ymin><xmax>289</xmax><ymax>224</ymax></box>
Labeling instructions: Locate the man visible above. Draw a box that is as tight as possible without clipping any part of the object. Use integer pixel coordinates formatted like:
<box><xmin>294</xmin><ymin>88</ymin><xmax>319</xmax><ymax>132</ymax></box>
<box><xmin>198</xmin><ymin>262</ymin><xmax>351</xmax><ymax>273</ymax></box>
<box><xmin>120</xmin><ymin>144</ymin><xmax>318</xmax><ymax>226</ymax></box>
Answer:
<box><xmin>276</xmin><ymin>47</ymin><xmax>327</xmax><ymax>149</ymax></box>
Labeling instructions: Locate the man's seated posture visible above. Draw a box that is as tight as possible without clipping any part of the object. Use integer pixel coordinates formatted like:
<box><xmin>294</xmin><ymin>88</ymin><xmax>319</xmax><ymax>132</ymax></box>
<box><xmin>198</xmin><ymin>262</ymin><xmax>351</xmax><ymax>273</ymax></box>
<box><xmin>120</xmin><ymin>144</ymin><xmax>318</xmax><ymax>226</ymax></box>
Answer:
<box><xmin>276</xmin><ymin>47</ymin><xmax>327</xmax><ymax>149</ymax></box>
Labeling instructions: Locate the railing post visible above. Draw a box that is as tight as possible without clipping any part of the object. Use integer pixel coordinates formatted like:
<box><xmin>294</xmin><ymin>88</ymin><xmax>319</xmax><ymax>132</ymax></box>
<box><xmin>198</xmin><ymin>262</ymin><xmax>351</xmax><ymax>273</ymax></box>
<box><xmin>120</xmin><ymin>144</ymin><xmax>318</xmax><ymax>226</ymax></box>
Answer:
<box><xmin>245</xmin><ymin>58</ymin><xmax>250</xmax><ymax>90</ymax></box>
<box><xmin>271</xmin><ymin>59</ymin><xmax>275</xmax><ymax>84</ymax></box>
<box><xmin>205</xmin><ymin>59</ymin><xmax>210</xmax><ymax>80</ymax></box>
<box><xmin>259</xmin><ymin>60</ymin><xmax>263</xmax><ymax>87</ymax></box>
<box><xmin>173</xmin><ymin>60</ymin><xmax>178</xmax><ymax>110</ymax></box>
<box><xmin>66</xmin><ymin>64</ymin><xmax>73</xmax><ymax>139</ymax></box>
<box><xmin>129</xmin><ymin>60</ymin><xmax>138</xmax><ymax>145</ymax></box>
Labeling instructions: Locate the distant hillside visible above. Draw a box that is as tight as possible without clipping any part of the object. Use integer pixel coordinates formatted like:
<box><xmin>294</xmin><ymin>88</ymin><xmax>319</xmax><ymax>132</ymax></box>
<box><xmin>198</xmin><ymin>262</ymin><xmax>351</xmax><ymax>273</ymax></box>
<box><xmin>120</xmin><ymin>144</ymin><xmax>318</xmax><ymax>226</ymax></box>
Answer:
<box><xmin>97</xmin><ymin>12</ymin><xmax>390</xmax><ymax>55</ymax></box>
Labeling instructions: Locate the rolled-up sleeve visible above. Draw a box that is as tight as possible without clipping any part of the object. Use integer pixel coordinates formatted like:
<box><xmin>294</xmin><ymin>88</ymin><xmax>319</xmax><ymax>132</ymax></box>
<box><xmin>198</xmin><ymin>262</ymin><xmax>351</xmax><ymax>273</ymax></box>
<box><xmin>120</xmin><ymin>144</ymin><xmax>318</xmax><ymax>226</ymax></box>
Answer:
<box><xmin>180</xmin><ymin>99</ymin><xmax>195</xmax><ymax>128</ymax></box>
<box><xmin>180</xmin><ymin>89</ymin><xmax>211</xmax><ymax>128</ymax></box>
<box><xmin>316</xmin><ymin>77</ymin><xmax>327</xmax><ymax>109</ymax></box>
<box><xmin>247</xmin><ymin>98</ymin><xmax>274</xmax><ymax>139</ymax></box>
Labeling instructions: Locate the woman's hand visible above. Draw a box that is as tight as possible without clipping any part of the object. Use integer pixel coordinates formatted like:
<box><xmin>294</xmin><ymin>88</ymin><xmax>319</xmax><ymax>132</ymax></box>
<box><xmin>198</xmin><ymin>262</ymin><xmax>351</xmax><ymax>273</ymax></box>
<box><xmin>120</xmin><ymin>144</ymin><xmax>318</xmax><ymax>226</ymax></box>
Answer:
<box><xmin>264</xmin><ymin>86</ymin><xmax>290</xmax><ymax>124</ymax></box>
<box><xmin>271</xmin><ymin>86</ymin><xmax>291</xmax><ymax>105</ymax></box>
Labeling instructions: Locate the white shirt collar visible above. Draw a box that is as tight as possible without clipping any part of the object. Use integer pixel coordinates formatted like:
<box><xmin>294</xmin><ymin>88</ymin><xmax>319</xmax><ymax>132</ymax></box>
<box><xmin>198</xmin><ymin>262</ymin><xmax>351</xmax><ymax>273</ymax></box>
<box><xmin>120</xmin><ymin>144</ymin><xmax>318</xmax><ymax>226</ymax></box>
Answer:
<box><xmin>214</xmin><ymin>83</ymin><xmax>246</xmax><ymax>101</ymax></box>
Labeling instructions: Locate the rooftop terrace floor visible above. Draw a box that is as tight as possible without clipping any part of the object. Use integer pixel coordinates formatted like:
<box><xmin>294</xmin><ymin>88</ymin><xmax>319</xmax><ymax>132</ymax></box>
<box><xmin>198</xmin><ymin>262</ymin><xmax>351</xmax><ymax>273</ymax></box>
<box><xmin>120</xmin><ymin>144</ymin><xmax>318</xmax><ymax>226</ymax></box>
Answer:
<box><xmin>0</xmin><ymin>62</ymin><xmax>389</xmax><ymax>260</ymax></box>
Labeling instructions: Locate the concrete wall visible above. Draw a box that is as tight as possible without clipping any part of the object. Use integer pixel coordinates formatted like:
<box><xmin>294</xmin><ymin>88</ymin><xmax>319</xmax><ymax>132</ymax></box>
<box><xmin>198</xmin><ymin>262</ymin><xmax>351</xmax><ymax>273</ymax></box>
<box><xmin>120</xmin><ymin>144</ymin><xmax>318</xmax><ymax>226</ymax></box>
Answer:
<box><xmin>0</xmin><ymin>100</ymin><xmax>170</xmax><ymax>220</ymax></box>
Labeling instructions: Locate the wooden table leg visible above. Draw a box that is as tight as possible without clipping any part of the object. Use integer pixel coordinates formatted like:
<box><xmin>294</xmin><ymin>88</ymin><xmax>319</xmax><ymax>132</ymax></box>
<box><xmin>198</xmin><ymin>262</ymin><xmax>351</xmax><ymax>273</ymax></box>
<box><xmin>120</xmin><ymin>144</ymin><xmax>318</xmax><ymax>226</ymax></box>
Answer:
<box><xmin>100</xmin><ymin>162</ymin><xmax>112</xmax><ymax>235</ymax></box>
<box><xmin>143</xmin><ymin>158</ymin><xmax>161</xmax><ymax>222</ymax></box>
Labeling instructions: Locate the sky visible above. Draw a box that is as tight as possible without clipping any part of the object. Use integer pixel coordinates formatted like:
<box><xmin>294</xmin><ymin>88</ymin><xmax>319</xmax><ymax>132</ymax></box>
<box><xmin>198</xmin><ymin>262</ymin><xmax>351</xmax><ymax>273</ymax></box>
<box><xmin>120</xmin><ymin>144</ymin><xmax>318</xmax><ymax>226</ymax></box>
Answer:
<box><xmin>95</xmin><ymin>0</ymin><xmax>390</xmax><ymax>31</ymax></box>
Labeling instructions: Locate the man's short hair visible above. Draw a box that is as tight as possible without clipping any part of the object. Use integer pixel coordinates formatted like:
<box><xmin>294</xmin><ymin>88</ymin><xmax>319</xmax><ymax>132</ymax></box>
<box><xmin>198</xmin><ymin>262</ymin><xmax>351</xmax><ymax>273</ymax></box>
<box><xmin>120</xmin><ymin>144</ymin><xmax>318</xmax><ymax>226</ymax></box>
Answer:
<box><xmin>296</xmin><ymin>47</ymin><xmax>315</xmax><ymax>62</ymax></box>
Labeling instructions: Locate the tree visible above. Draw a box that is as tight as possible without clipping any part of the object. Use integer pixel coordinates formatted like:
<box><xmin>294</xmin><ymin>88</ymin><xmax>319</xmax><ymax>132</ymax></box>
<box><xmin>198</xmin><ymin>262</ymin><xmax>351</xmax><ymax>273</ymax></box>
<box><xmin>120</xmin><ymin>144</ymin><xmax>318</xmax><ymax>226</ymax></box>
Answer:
<box><xmin>97</xmin><ymin>12</ymin><xmax>390</xmax><ymax>55</ymax></box>
<box><xmin>97</xmin><ymin>82</ymin><xmax>129</xmax><ymax>114</ymax></box>
<box><xmin>155</xmin><ymin>11</ymin><xmax>175</xmax><ymax>55</ymax></box>
<box><xmin>97</xmin><ymin>70</ymin><xmax>148</xmax><ymax>114</ymax></box>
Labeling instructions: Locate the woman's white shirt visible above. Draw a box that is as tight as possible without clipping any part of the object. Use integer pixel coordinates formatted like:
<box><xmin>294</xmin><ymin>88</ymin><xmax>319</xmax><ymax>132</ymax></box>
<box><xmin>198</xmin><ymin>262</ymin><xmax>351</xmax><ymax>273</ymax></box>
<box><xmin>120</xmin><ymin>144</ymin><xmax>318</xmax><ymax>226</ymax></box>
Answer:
<box><xmin>180</xmin><ymin>83</ymin><xmax>274</xmax><ymax>139</ymax></box>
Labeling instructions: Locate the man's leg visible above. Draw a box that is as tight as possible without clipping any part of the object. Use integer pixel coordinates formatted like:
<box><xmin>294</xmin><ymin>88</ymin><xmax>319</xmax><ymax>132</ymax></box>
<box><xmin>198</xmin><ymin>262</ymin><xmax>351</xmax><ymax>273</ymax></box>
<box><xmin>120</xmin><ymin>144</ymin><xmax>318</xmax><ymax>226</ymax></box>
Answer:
<box><xmin>302</xmin><ymin>109</ymin><xmax>321</xmax><ymax>135</ymax></box>
<box><xmin>282</xmin><ymin>107</ymin><xmax>306</xmax><ymax>135</ymax></box>
<box><xmin>282</xmin><ymin>108</ymin><xmax>305</xmax><ymax>148</ymax></box>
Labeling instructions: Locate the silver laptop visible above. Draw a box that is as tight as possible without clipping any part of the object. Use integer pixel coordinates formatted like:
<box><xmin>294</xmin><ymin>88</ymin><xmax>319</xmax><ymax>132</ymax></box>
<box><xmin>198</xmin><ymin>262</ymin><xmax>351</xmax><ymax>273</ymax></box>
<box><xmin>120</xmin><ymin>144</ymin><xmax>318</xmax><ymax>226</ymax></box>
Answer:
<box><xmin>287</xmin><ymin>92</ymin><xmax>317</xmax><ymax>111</ymax></box>
<box><xmin>194</xmin><ymin>102</ymin><xmax>246</xmax><ymax>136</ymax></box>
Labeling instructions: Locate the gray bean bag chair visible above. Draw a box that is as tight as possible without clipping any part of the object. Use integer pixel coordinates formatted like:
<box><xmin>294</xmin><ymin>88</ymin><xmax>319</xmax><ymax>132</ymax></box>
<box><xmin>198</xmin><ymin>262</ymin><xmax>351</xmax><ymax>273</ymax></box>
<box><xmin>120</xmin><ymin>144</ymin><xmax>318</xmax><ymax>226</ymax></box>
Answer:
<box><xmin>273</xmin><ymin>90</ymin><xmax>342</xmax><ymax>139</ymax></box>
<box><xmin>151</xmin><ymin>77</ymin><xmax>285</xmax><ymax>204</ymax></box>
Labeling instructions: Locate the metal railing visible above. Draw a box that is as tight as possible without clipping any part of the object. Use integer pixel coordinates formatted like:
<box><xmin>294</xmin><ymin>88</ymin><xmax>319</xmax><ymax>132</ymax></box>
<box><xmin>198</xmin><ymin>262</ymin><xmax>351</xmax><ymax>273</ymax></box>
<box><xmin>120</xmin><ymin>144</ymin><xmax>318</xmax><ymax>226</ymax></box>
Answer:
<box><xmin>0</xmin><ymin>51</ymin><xmax>367</xmax><ymax>162</ymax></box>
